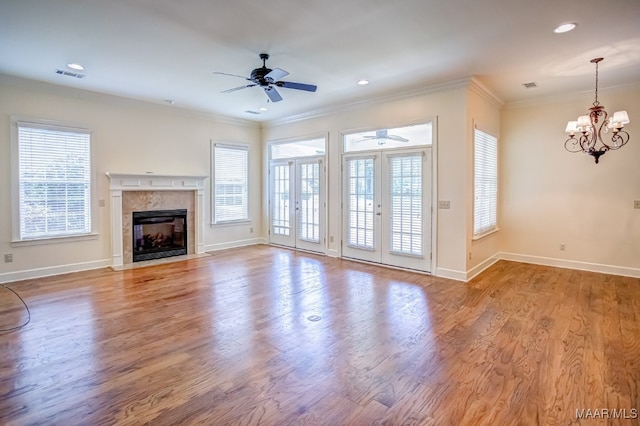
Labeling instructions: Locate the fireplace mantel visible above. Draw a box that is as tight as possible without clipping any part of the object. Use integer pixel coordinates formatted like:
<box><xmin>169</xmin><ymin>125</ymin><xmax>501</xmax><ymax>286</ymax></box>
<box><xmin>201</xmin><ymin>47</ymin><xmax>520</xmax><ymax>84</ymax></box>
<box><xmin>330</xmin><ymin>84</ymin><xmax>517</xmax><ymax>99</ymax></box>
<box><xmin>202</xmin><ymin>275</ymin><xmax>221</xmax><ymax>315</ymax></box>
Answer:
<box><xmin>106</xmin><ymin>172</ymin><xmax>208</xmax><ymax>191</ymax></box>
<box><xmin>106</xmin><ymin>172</ymin><xmax>208</xmax><ymax>267</ymax></box>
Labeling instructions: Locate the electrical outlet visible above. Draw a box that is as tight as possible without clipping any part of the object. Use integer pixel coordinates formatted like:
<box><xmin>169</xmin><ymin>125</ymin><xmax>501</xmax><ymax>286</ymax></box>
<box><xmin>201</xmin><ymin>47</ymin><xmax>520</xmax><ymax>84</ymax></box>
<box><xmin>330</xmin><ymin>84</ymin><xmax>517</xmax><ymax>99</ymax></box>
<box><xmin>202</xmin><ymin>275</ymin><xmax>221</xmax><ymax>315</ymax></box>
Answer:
<box><xmin>98</xmin><ymin>199</ymin><xmax>106</xmax><ymax>207</ymax></box>
<box><xmin>438</xmin><ymin>200</ymin><xmax>451</xmax><ymax>209</ymax></box>
<box><xmin>330</xmin><ymin>236</ymin><xmax>334</xmax><ymax>243</ymax></box>
<box><xmin>559</xmin><ymin>244</ymin><xmax>566</xmax><ymax>252</ymax></box>
<box><xmin>4</xmin><ymin>253</ymin><xmax>13</xmax><ymax>263</ymax></box>
<box><xmin>250</xmin><ymin>227</ymin><xmax>254</xmax><ymax>233</ymax></box>
<box><xmin>634</xmin><ymin>200</ymin><xmax>640</xmax><ymax>209</ymax></box>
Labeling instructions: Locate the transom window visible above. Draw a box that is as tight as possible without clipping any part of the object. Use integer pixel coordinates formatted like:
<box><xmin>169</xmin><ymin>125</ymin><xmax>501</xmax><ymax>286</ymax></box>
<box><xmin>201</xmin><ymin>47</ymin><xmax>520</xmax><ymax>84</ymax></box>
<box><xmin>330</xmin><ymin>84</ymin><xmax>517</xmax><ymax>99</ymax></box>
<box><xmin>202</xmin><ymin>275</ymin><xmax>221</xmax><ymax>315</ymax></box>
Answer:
<box><xmin>344</xmin><ymin>123</ymin><xmax>431</xmax><ymax>152</ymax></box>
<box><xmin>270</xmin><ymin>137</ymin><xmax>326</xmax><ymax>159</ymax></box>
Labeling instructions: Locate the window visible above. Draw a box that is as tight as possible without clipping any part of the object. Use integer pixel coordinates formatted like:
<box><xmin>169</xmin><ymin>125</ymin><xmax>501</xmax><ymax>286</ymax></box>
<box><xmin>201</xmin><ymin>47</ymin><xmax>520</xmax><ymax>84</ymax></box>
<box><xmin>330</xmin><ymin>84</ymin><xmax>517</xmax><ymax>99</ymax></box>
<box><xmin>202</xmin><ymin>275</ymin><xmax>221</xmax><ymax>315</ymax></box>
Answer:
<box><xmin>344</xmin><ymin>123</ymin><xmax>431</xmax><ymax>153</ymax></box>
<box><xmin>213</xmin><ymin>144</ymin><xmax>249</xmax><ymax>223</ymax></box>
<box><xmin>473</xmin><ymin>127</ymin><xmax>498</xmax><ymax>238</ymax></box>
<box><xmin>270</xmin><ymin>137</ymin><xmax>326</xmax><ymax>159</ymax></box>
<box><xmin>15</xmin><ymin>121</ymin><xmax>92</xmax><ymax>241</ymax></box>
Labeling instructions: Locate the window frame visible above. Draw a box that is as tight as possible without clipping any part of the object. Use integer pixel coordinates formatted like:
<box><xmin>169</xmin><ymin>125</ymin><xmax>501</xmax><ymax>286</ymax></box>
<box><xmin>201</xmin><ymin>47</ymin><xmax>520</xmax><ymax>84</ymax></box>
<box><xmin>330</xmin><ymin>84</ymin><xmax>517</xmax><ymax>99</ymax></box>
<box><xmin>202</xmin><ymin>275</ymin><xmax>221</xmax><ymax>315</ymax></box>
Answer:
<box><xmin>211</xmin><ymin>142</ymin><xmax>250</xmax><ymax>225</ymax></box>
<box><xmin>472</xmin><ymin>126</ymin><xmax>499</xmax><ymax>240</ymax></box>
<box><xmin>11</xmin><ymin>117</ymin><xmax>97</xmax><ymax>246</ymax></box>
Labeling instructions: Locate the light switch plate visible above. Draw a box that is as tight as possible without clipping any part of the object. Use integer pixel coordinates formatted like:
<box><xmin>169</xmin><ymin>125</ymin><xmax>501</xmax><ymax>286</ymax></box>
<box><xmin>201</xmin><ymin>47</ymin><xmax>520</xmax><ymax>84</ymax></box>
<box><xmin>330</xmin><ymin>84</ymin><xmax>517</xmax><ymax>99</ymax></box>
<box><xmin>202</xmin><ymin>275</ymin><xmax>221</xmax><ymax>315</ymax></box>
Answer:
<box><xmin>634</xmin><ymin>200</ymin><xmax>640</xmax><ymax>209</ymax></box>
<box><xmin>438</xmin><ymin>200</ymin><xmax>451</xmax><ymax>209</ymax></box>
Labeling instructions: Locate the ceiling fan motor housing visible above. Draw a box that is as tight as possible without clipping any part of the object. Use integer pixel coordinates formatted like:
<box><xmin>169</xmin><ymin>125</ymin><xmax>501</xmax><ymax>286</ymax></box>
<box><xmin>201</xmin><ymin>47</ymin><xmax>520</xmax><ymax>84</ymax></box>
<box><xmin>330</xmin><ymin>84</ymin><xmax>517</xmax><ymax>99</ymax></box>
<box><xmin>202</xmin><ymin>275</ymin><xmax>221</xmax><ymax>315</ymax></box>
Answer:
<box><xmin>250</xmin><ymin>67</ymin><xmax>272</xmax><ymax>85</ymax></box>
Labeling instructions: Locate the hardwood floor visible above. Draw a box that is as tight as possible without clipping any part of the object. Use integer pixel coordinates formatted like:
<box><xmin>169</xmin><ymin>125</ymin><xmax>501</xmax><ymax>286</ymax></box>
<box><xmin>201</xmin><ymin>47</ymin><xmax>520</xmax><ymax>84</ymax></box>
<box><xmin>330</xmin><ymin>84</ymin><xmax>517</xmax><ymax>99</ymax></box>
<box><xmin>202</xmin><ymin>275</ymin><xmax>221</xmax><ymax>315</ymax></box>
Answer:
<box><xmin>1</xmin><ymin>245</ymin><xmax>638</xmax><ymax>425</ymax></box>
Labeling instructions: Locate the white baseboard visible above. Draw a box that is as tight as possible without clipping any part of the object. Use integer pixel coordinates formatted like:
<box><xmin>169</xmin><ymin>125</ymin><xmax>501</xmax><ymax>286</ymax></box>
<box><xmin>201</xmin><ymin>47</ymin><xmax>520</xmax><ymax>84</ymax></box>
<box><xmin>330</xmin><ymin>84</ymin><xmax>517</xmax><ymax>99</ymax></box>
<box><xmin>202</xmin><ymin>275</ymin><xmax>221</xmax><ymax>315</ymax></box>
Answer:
<box><xmin>466</xmin><ymin>255</ymin><xmax>501</xmax><ymax>281</ymax></box>
<box><xmin>499</xmin><ymin>252</ymin><xmax>640</xmax><ymax>279</ymax></box>
<box><xmin>3</xmin><ymin>247</ymin><xmax>636</xmax><ymax>285</ymax></box>
<box><xmin>0</xmin><ymin>259</ymin><xmax>112</xmax><ymax>284</ymax></box>
<box><xmin>327</xmin><ymin>249</ymin><xmax>340</xmax><ymax>258</ymax></box>
<box><xmin>435</xmin><ymin>267</ymin><xmax>468</xmax><ymax>282</ymax></box>
<box><xmin>203</xmin><ymin>237</ymin><xmax>266</xmax><ymax>253</ymax></box>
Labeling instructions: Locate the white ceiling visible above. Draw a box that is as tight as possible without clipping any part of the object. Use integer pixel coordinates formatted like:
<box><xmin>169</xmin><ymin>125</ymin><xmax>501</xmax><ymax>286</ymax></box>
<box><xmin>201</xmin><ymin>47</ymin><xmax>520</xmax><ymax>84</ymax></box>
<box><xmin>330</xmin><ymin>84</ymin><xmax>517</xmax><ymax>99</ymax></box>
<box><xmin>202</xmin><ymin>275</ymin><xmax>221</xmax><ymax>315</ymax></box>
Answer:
<box><xmin>1</xmin><ymin>0</ymin><xmax>639</xmax><ymax>122</ymax></box>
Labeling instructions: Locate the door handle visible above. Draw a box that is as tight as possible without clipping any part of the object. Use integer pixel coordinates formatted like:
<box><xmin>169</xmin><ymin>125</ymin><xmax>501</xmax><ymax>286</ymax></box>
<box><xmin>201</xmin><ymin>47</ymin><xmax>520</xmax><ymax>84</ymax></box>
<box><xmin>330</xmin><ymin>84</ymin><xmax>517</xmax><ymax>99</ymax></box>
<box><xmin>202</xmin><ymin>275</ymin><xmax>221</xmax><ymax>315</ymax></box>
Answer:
<box><xmin>376</xmin><ymin>212</ymin><xmax>381</xmax><ymax>216</ymax></box>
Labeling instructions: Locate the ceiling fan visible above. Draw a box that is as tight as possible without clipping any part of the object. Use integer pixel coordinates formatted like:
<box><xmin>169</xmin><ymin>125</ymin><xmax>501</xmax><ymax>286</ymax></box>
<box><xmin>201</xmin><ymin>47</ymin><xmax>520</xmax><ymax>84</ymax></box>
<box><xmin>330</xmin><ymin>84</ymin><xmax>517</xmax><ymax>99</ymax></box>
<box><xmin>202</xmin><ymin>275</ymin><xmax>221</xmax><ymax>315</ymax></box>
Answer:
<box><xmin>213</xmin><ymin>53</ymin><xmax>317</xmax><ymax>103</ymax></box>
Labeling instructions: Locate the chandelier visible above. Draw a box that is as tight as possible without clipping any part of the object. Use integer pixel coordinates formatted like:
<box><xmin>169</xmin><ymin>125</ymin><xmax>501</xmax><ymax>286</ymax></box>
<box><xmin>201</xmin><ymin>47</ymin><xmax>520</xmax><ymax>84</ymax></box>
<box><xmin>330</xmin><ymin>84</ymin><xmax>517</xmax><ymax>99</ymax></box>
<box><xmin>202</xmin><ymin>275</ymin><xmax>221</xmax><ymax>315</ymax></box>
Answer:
<box><xmin>564</xmin><ymin>58</ymin><xmax>630</xmax><ymax>164</ymax></box>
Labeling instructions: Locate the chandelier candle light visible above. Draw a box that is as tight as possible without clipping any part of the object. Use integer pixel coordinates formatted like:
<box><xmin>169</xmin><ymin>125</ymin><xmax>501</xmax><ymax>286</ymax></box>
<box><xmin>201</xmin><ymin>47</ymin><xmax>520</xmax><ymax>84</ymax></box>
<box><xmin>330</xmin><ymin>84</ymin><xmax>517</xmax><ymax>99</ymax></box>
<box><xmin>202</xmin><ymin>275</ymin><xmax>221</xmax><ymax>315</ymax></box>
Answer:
<box><xmin>564</xmin><ymin>58</ymin><xmax>630</xmax><ymax>164</ymax></box>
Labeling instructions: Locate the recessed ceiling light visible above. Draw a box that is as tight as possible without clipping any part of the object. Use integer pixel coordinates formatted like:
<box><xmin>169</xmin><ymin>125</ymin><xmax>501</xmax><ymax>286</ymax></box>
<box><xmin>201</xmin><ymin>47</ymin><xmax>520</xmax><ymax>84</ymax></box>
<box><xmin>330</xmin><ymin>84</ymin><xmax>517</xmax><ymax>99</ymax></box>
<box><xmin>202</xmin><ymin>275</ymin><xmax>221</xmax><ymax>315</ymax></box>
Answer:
<box><xmin>67</xmin><ymin>63</ymin><xmax>85</xmax><ymax>71</ymax></box>
<box><xmin>357</xmin><ymin>79</ymin><xmax>370</xmax><ymax>85</ymax></box>
<box><xmin>259</xmin><ymin>107</ymin><xmax>268</xmax><ymax>111</ymax></box>
<box><xmin>554</xmin><ymin>23</ymin><xmax>577</xmax><ymax>33</ymax></box>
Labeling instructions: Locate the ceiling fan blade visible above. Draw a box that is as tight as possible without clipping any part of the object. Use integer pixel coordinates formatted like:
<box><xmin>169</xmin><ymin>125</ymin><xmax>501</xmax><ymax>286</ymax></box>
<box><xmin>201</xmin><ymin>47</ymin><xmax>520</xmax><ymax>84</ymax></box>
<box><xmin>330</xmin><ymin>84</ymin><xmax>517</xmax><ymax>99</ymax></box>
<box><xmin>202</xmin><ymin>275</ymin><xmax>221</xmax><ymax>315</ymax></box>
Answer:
<box><xmin>276</xmin><ymin>81</ymin><xmax>317</xmax><ymax>92</ymax></box>
<box><xmin>213</xmin><ymin>71</ymin><xmax>251</xmax><ymax>81</ymax></box>
<box><xmin>263</xmin><ymin>86</ymin><xmax>283</xmax><ymax>102</ymax></box>
<box><xmin>221</xmin><ymin>84</ymin><xmax>256</xmax><ymax>93</ymax></box>
<box><xmin>265</xmin><ymin>68</ymin><xmax>289</xmax><ymax>83</ymax></box>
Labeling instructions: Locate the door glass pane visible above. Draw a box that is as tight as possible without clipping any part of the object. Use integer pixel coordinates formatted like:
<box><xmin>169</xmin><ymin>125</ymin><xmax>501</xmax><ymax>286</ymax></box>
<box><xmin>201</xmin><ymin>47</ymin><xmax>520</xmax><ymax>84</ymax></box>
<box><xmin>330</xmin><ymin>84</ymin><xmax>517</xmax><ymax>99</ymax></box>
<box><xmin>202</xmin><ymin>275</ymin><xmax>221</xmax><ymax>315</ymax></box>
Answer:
<box><xmin>272</xmin><ymin>164</ymin><xmax>290</xmax><ymax>236</ymax></box>
<box><xmin>298</xmin><ymin>162</ymin><xmax>320</xmax><ymax>243</ymax></box>
<box><xmin>390</xmin><ymin>155</ymin><xmax>422</xmax><ymax>256</ymax></box>
<box><xmin>347</xmin><ymin>158</ymin><xmax>375</xmax><ymax>249</ymax></box>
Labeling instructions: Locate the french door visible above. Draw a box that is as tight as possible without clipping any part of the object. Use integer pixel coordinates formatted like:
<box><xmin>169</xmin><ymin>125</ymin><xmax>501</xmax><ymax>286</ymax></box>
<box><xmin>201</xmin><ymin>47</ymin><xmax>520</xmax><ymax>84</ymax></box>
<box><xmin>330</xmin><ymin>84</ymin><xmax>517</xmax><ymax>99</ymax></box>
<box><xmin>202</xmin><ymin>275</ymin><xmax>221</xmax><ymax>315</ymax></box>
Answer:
<box><xmin>269</xmin><ymin>157</ymin><xmax>325</xmax><ymax>253</ymax></box>
<box><xmin>342</xmin><ymin>148</ymin><xmax>432</xmax><ymax>271</ymax></box>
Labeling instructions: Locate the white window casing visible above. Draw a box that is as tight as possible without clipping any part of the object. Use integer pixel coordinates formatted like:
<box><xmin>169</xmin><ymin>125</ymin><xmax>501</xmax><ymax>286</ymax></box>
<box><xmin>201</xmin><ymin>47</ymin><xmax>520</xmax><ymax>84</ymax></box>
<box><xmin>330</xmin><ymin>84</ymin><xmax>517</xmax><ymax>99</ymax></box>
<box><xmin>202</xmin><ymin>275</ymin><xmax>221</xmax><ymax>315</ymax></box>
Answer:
<box><xmin>13</xmin><ymin>119</ymin><xmax>94</xmax><ymax>243</ymax></box>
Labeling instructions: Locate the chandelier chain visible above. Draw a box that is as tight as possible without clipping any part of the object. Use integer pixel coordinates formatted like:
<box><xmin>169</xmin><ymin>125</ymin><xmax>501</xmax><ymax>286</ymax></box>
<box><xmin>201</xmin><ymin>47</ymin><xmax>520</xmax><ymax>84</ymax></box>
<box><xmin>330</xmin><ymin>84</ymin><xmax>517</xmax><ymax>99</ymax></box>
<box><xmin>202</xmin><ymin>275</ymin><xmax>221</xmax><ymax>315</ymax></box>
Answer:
<box><xmin>593</xmin><ymin>59</ymin><xmax>600</xmax><ymax>106</ymax></box>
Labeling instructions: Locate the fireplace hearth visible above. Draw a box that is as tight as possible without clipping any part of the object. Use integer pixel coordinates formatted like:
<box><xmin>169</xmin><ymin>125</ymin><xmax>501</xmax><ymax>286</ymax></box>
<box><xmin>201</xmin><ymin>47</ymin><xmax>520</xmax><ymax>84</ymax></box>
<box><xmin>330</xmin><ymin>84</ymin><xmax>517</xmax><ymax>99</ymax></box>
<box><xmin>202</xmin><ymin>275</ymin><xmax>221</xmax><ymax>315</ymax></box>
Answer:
<box><xmin>132</xmin><ymin>209</ymin><xmax>187</xmax><ymax>262</ymax></box>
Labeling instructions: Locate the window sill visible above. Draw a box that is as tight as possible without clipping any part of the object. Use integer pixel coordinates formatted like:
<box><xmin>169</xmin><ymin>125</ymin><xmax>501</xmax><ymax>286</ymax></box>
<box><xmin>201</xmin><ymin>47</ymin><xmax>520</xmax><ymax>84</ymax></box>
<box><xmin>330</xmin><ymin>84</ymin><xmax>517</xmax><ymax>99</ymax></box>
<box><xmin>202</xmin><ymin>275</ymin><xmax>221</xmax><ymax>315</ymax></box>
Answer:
<box><xmin>11</xmin><ymin>233</ymin><xmax>99</xmax><ymax>247</ymax></box>
<box><xmin>210</xmin><ymin>219</ymin><xmax>252</xmax><ymax>228</ymax></box>
<box><xmin>472</xmin><ymin>228</ymin><xmax>500</xmax><ymax>242</ymax></box>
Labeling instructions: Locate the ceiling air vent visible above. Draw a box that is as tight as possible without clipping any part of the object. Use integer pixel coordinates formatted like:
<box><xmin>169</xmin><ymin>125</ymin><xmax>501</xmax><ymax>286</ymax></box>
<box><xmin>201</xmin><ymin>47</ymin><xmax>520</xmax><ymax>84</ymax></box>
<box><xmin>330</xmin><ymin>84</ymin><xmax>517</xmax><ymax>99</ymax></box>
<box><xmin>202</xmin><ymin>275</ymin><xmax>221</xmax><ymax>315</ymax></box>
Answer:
<box><xmin>244</xmin><ymin>110</ymin><xmax>260</xmax><ymax>115</ymax></box>
<box><xmin>522</xmin><ymin>82</ymin><xmax>537</xmax><ymax>89</ymax></box>
<box><xmin>55</xmin><ymin>69</ymin><xmax>86</xmax><ymax>79</ymax></box>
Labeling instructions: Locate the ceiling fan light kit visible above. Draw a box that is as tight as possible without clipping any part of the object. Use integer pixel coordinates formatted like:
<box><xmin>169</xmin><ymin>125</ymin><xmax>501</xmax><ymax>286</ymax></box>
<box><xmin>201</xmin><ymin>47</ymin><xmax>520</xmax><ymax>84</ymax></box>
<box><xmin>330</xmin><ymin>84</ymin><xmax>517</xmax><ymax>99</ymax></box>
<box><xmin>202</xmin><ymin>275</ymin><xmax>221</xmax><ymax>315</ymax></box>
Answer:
<box><xmin>213</xmin><ymin>53</ymin><xmax>317</xmax><ymax>103</ymax></box>
<box><xmin>564</xmin><ymin>57</ymin><xmax>630</xmax><ymax>164</ymax></box>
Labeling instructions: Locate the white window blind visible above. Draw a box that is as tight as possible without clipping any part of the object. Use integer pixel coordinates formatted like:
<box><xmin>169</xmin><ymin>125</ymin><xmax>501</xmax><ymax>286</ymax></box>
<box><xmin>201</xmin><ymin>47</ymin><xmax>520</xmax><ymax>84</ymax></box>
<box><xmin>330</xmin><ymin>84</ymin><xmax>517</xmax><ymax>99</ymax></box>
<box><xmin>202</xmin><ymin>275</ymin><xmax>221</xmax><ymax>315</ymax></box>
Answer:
<box><xmin>347</xmin><ymin>158</ymin><xmax>375</xmax><ymax>249</ymax></box>
<box><xmin>473</xmin><ymin>128</ymin><xmax>498</xmax><ymax>238</ymax></box>
<box><xmin>214</xmin><ymin>144</ymin><xmax>249</xmax><ymax>223</ymax></box>
<box><xmin>390</xmin><ymin>154</ymin><xmax>423</xmax><ymax>256</ymax></box>
<box><xmin>17</xmin><ymin>122</ymin><xmax>92</xmax><ymax>240</ymax></box>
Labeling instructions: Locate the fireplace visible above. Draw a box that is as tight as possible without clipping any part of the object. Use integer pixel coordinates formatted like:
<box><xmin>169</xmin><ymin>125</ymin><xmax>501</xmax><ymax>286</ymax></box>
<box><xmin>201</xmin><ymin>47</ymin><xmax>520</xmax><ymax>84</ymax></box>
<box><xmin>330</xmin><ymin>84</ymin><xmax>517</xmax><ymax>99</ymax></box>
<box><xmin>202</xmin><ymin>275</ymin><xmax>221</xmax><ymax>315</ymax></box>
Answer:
<box><xmin>106</xmin><ymin>173</ymin><xmax>207</xmax><ymax>268</ymax></box>
<box><xmin>132</xmin><ymin>209</ymin><xmax>187</xmax><ymax>262</ymax></box>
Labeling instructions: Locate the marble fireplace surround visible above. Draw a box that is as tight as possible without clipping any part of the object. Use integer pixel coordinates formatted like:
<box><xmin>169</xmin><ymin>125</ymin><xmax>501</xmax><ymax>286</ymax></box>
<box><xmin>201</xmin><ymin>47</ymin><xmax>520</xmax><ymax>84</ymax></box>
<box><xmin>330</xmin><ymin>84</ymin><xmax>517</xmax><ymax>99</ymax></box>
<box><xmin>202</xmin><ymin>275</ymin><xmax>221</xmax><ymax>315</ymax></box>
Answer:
<box><xmin>106</xmin><ymin>173</ymin><xmax>208</xmax><ymax>268</ymax></box>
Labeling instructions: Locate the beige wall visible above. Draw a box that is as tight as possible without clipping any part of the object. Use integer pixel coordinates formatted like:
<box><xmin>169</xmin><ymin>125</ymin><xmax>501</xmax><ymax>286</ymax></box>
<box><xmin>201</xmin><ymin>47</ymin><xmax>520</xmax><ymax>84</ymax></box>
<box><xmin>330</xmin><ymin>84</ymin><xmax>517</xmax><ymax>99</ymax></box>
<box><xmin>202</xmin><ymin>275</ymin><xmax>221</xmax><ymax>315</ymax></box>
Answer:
<box><xmin>500</xmin><ymin>86</ymin><xmax>640</xmax><ymax>273</ymax></box>
<box><xmin>0</xmin><ymin>74</ymin><xmax>262</xmax><ymax>282</ymax></box>
<box><xmin>2</xmin><ymin>71</ymin><xmax>637</xmax><ymax>283</ymax></box>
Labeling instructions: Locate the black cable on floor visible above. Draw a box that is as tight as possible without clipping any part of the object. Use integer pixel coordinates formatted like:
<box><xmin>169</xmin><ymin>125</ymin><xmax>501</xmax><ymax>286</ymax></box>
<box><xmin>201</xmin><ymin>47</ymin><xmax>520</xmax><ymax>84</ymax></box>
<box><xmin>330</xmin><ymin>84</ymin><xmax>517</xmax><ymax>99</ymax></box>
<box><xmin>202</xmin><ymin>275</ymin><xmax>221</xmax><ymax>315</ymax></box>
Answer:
<box><xmin>0</xmin><ymin>284</ymin><xmax>31</xmax><ymax>333</ymax></box>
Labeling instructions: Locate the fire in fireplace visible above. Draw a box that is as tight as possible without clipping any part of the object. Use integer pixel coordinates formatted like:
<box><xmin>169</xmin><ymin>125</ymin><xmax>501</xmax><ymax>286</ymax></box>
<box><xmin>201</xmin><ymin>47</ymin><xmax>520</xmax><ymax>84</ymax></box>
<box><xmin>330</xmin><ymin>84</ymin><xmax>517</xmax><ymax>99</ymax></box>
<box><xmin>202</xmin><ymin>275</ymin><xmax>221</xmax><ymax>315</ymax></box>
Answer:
<box><xmin>132</xmin><ymin>209</ymin><xmax>187</xmax><ymax>262</ymax></box>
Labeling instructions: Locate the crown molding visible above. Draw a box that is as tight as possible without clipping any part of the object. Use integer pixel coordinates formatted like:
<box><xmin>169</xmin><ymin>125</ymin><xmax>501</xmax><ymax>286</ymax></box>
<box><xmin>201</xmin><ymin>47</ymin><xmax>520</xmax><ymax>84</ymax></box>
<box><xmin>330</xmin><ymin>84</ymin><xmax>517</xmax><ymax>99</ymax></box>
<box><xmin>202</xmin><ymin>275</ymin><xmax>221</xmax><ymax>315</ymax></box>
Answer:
<box><xmin>266</xmin><ymin>77</ymin><xmax>475</xmax><ymax>127</ymax></box>
<box><xmin>503</xmin><ymin>81</ymin><xmax>640</xmax><ymax>110</ymax></box>
<box><xmin>0</xmin><ymin>73</ymin><xmax>259</xmax><ymax>129</ymax></box>
<box><xmin>468</xmin><ymin>77</ymin><xmax>504</xmax><ymax>109</ymax></box>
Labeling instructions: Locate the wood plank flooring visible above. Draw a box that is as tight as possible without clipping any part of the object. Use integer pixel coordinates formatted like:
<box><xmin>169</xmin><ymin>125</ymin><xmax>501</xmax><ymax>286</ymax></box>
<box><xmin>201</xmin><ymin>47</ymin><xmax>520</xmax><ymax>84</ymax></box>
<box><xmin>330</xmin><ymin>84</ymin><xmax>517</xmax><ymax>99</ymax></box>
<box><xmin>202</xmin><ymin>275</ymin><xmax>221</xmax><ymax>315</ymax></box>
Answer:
<box><xmin>1</xmin><ymin>245</ymin><xmax>639</xmax><ymax>425</ymax></box>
